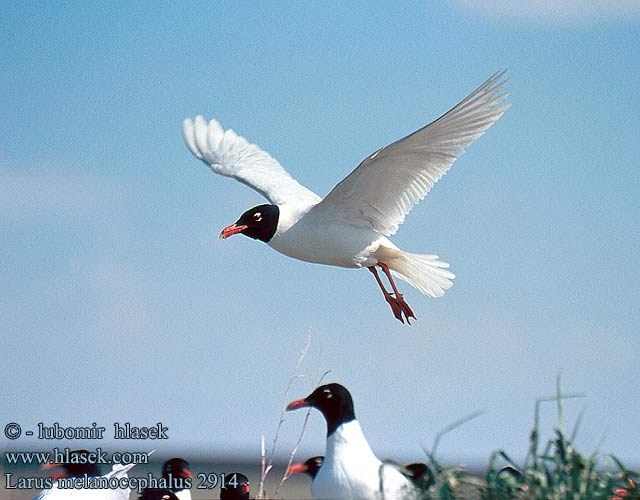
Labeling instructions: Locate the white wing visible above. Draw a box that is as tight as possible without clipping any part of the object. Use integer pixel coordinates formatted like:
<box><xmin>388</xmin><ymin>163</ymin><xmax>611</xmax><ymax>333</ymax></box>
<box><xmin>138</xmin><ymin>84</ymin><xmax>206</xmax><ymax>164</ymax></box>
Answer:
<box><xmin>379</xmin><ymin>462</ymin><xmax>418</xmax><ymax>500</ymax></box>
<box><xmin>33</xmin><ymin>462</ymin><xmax>139</xmax><ymax>500</ymax></box>
<box><xmin>175</xmin><ymin>490</ymin><xmax>192</xmax><ymax>500</ymax></box>
<box><xmin>182</xmin><ymin>116</ymin><xmax>321</xmax><ymax>206</ymax></box>
<box><xmin>310</xmin><ymin>71</ymin><xmax>510</xmax><ymax>235</ymax></box>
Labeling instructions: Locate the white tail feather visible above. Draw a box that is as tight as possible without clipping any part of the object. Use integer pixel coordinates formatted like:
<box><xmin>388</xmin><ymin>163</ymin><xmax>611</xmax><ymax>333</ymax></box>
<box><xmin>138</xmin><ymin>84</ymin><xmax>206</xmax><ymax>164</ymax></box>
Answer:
<box><xmin>389</xmin><ymin>252</ymin><xmax>455</xmax><ymax>298</ymax></box>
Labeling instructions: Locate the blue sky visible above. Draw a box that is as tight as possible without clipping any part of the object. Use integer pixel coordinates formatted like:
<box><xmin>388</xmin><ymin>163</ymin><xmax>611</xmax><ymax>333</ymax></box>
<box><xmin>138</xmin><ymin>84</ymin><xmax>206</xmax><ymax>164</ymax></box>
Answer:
<box><xmin>2</xmin><ymin>0</ymin><xmax>639</xmax><ymax>470</ymax></box>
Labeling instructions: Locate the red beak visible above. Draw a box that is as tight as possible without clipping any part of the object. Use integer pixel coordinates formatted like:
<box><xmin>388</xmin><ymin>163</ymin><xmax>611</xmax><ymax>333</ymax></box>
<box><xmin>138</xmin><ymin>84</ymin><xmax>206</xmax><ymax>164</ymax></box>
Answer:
<box><xmin>50</xmin><ymin>471</ymin><xmax>68</xmax><ymax>481</ymax></box>
<box><xmin>287</xmin><ymin>462</ymin><xmax>309</xmax><ymax>475</ymax></box>
<box><xmin>41</xmin><ymin>462</ymin><xmax>66</xmax><ymax>481</ymax></box>
<box><xmin>286</xmin><ymin>397</ymin><xmax>311</xmax><ymax>411</ymax></box>
<box><xmin>220</xmin><ymin>223</ymin><xmax>248</xmax><ymax>239</ymax></box>
<box><xmin>181</xmin><ymin>469</ymin><xmax>192</xmax><ymax>479</ymax></box>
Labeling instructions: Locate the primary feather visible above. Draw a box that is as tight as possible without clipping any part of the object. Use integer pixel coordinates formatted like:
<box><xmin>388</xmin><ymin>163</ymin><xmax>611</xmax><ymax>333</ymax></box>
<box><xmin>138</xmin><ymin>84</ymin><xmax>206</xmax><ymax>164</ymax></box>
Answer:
<box><xmin>310</xmin><ymin>70</ymin><xmax>510</xmax><ymax>236</ymax></box>
<box><xmin>182</xmin><ymin>116</ymin><xmax>320</xmax><ymax>206</ymax></box>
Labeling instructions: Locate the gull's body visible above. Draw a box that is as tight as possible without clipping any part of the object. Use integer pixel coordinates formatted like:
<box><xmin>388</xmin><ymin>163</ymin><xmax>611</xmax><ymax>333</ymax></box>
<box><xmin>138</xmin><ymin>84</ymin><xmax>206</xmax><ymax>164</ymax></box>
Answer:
<box><xmin>33</xmin><ymin>463</ymin><xmax>135</xmax><ymax>500</ymax></box>
<box><xmin>313</xmin><ymin>420</ymin><xmax>416</xmax><ymax>500</ymax></box>
<box><xmin>139</xmin><ymin>458</ymin><xmax>192</xmax><ymax>500</ymax></box>
<box><xmin>287</xmin><ymin>384</ymin><xmax>418</xmax><ymax>500</ymax></box>
<box><xmin>289</xmin><ymin>455</ymin><xmax>431</xmax><ymax>495</ymax></box>
<box><xmin>183</xmin><ymin>72</ymin><xmax>509</xmax><ymax>322</ymax></box>
<box><xmin>270</xmin><ymin>204</ymin><xmax>396</xmax><ymax>269</ymax></box>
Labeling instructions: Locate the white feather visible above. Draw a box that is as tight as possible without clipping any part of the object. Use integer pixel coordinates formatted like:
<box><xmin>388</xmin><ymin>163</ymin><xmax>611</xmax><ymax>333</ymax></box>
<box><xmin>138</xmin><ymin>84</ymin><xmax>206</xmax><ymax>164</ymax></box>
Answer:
<box><xmin>175</xmin><ymin>489</ymin><xmax>191</xmax><ymax>500</ymax></box>
<box><xmin>310</xmin><ymin>70</ymin><xmax>510</xmax><ymax>236</ymax></box>
<box><xmin>32</xmin><ymin>470</ymin><xmax>132</xmax><ymax>500</ymax></box>
<box><xmin>31</xmin><ymin>457</ymin><xmax>147</xmax><ymax>500</ymax></box>
<box><xmin>182</xmin><ymin>116</ymin><xmax>321</xmax><ymax>206</ymax></box>
<box><xmin>312</xmin><ymin>421</ymin><xmax>417</xmax><ymax>500</ymax></box>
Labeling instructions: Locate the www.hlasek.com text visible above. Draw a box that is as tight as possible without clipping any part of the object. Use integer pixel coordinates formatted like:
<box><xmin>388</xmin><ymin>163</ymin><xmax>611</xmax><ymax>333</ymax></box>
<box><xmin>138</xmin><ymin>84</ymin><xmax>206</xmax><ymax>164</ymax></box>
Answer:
<box><xmin>5</xmin><ymin>448</ymin><xmax>150</xmax><ymax>467</ymax></box>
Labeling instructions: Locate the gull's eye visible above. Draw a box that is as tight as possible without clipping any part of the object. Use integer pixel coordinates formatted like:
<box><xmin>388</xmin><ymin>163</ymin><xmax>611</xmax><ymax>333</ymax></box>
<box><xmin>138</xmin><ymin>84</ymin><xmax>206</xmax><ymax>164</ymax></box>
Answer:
<box><xmin>253</xmin><ymin>212</ymin><xmax>262</xmax><ymax>222</ymax></box>
<box><xmin>323</xmin><ymin>388</ymin><xmax>333</xmax><ymax>399</ymax></box>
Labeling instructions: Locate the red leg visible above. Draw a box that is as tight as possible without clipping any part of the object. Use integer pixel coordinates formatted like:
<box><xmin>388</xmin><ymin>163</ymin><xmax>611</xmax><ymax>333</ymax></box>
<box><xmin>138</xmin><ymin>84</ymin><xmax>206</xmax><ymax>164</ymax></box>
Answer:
<box><xmin>368</xmin><ymin>266</ymin><xmax>405</xmax><ymax>323</ymax></box>
<box><xmin>378</xmin><ymin>263</ymin><xmax>416</xmax><ymax>324</ymax></box>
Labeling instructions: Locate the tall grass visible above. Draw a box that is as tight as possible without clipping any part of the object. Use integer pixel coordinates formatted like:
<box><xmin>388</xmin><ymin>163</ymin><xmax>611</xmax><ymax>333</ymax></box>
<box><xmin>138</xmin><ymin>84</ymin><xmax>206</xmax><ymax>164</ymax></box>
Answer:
<box><xmin>418</xmin><ymin>375</ymin><xmax>638</xmax><ymax>500</ymax></box>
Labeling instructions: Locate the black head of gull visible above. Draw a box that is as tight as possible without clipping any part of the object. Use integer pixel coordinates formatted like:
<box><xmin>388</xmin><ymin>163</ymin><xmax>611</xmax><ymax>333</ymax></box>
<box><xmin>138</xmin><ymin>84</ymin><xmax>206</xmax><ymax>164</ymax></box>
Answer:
<box><xmin>139</xmin><ymin>489</ymin><xmax>180</xmax><ymax>500</ymax></box>
<box><xmin>41</xmin><ymin>449</ymin><xmax>101</xmax><ymax>480</ymax></box>
<box><xmin>403</xmin><ymin>461</ymin><xmax>434</xmax><ymax>490</ymax></box>
<box><xmin>220</xmin><ymin>204</ymin><xmax>279</xmax><ymax>243</ymax></box>
<box><xmin>162</xmin><ymin>457</ymin><xmax>191</xmax><ymax>492</ymax></box>
<box><xmin>139</xmin><ymin>457</ymin><xmax>191</xmax><ymax>499</ymax></box>
<box><xmin>403</xmin><ymin>462</ymin><xmax>428</xmax><ymax>481</ymax></box>
<box><xmin>219</xmin><ymin>472</ymin><xmax>250</xmax><ymax>500</ymax></box>
<box><xmin>287</xmin><ymin>456</ymin><xmax>324</xmax><ymax>479</ymax></box>
<box><xmin>286</xmin><ymin>383</ymin><xmax>356</xmax><ymax>437</ymax></box>
<box><xmin>162</xmin><ymin>457</ymin><xmax>191</xmax><ymax>479</ymax></box>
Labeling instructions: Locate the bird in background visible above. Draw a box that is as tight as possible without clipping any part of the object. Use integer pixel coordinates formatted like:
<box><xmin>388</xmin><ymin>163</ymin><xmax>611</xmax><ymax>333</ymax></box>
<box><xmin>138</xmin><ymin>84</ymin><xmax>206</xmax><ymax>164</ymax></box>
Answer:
<box><xmin>287</xmin><ymin>456</ymin><xmax>324</xmax><ymax>480</ymax></box>
<box><xmin>288</xmin><ymin>455</ymin><xmax>433</xmax><ymax>491</ymax></box>
<box><xmin>402</xmin><ymin>462</ymin><xmax>434</xmax><ymax>490</ymax></box>
<box><xmin>39</xmin><ymin>448</ymin><xmax>101</xmax><ymax>482</ymax></box>
<box><xmin>219</xmin><ymin>473</ymin><xmax>250</xmax><ymax>500</ymax></box>
<box><xmin>183</xmin><ymin>71</ymin><xmax>509</xmax><ymax>324</ymax></box>
<box><xmin>286</xmin><ymin>383</ymin><xmax>421</xmax><ymax>499</ymax></box>
<box><xmin>33</xmin><ymin>448</ymin><xmax>141</xmax><ymax>500</ymax></box>
<box><xmin>139</xmin><ymin>457</ymin><xmax>192</xmax><ymax>500</ymax></box>
<box><xmin>138</xmin><ymin>490</ymin><xmax>180</xmax><ymax>500</ymax></box>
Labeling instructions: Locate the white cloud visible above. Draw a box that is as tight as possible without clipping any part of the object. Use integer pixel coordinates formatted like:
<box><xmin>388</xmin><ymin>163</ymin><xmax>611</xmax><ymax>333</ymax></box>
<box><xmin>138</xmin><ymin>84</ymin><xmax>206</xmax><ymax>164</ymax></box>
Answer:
<box><xmin>451</xmin><ymin>0</ymin><xmax>640</xmax><ymax>23</ymax></box>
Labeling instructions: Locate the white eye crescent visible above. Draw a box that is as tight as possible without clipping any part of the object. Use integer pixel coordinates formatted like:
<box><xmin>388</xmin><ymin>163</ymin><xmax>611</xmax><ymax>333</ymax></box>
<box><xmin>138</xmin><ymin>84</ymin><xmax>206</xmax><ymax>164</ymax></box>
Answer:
<box><xmin>253</xmin><ymin>212</ymin><xmax>262</xmax><ymax>222</ymax></box>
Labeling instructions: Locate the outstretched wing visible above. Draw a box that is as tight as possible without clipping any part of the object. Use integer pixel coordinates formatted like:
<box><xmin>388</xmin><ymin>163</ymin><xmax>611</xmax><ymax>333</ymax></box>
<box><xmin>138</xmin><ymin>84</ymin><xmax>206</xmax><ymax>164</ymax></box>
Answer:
<box><xmin>309</xmin><ymin>71</ymin><xmax>510</xmax><ymax>235</ymax></box>
<box><xmin>182</xmin><ymin>116</ymin><xmax>321</xmax><ymax>206</ymax></box>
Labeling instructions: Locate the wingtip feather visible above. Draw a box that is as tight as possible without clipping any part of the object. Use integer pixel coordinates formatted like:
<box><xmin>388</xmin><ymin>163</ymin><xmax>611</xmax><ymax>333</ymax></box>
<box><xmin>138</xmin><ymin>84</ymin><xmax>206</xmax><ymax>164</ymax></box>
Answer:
<box><xmin>182</xmin><ymin>117</ymin><xmax>203</xmax><ymax>160</ymax></box>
